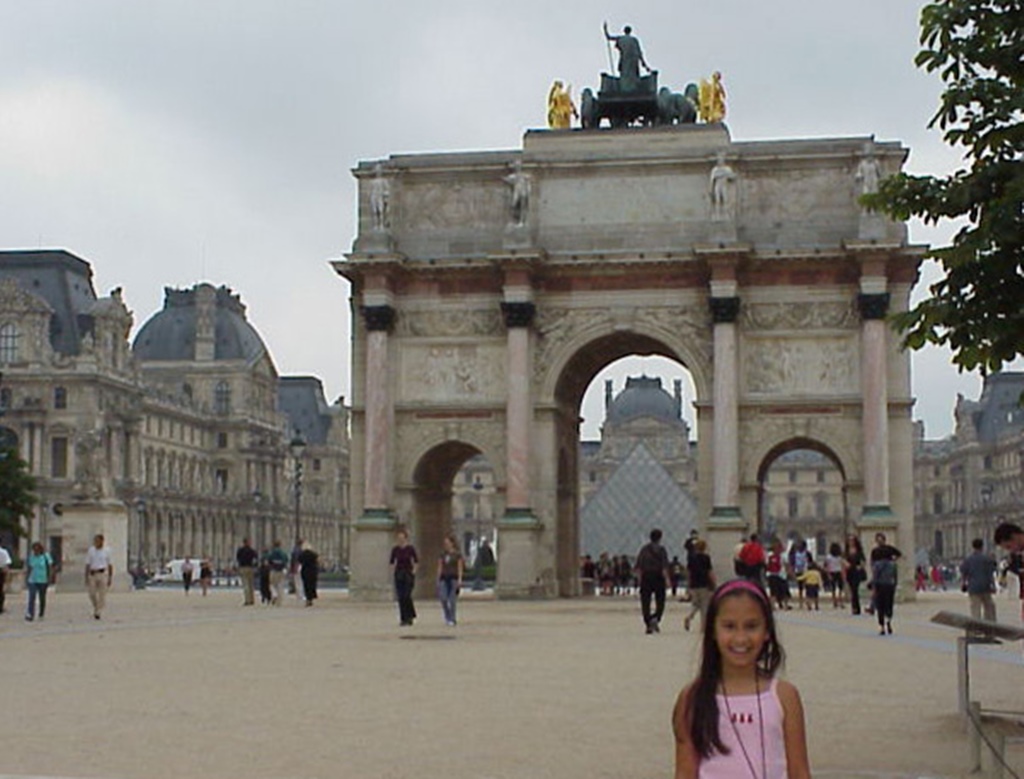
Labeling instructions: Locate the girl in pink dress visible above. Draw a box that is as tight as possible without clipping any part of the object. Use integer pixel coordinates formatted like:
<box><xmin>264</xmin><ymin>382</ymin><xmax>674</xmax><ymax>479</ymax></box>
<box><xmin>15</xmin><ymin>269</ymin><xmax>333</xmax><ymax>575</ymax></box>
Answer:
<box><xmin>672</xmin><ymin>580</ymin><xmax>811</xmax><ymax>779</ymax></box>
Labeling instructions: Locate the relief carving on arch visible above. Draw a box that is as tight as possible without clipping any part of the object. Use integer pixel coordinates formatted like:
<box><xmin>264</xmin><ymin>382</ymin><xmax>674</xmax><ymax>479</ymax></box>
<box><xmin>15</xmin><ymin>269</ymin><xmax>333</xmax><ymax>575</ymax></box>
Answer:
<box><xmin>395</xmin><ymin>308</ymin><xmax>502</xmax><ymax>338</ymax></box>
<box><xmin>744</xmin><ymin>337</ymin><xmax>858</xmax><ymax>395</ymax></box>
<box><xmin>401</xmin><ymin>344</ymin><xmax>505</xmax><ymax>402</ymax></box>
<box><xmin>394</xmin><ymin>417</ymin><xmax>506</xmax><ymax>487</ymax></box>
<box><xmin>742</xmin><ymin>301</ymin><xmax>858</xmax><ymax>331</ymax></box>
<box><xmin>400</xmin><ymin>181</ymin><xmax>506</xmax><ymax>231</ymax></box>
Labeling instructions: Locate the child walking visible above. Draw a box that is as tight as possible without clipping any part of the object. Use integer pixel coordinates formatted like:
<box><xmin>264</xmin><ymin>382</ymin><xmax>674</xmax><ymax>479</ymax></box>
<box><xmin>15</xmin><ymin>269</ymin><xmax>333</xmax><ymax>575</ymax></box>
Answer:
<box><xmin>672</xmin><ymin>579</ymin><xmax>811</xmax><ymax>779</ymax></box>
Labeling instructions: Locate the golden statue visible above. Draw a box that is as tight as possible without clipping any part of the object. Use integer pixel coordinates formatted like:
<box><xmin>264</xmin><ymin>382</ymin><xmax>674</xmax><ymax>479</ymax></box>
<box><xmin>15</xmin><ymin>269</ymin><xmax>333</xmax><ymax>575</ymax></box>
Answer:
<box><xmin>698</xmin><ymin>71</ymin><xmax>727</xmax><ymax>124</ymax></box>
<box><xmin>547</xmin><ymin>80</ymin><xmax>579</xmax><ymax>129</ymax></box>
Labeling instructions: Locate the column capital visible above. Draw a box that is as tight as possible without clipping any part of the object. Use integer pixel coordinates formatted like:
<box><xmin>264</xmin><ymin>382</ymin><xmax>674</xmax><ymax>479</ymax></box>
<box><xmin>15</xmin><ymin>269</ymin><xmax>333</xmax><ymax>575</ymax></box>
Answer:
<box><xmin>361</xmin><ymin>305</ymin><xmax>396</xmax><ymax>332</ymax></box>
<box><xmin>709</xmin><ymin>296</ymin><xmax>740</xmax><ymax>324</ymax></box>
<box><xmin>501</xmin><ymin>301</ymin><xmax>536</xmax><ymax>329</ymax></box>
<box><xmin>857</xmin><ymin>292</ymin><xmax>890</xmax><ymax>320</ymax></box>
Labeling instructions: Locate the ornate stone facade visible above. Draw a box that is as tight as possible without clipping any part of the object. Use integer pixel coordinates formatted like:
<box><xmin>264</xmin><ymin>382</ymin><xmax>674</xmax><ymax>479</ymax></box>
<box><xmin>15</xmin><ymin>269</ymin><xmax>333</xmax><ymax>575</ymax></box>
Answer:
<box><xmin>0</xmin><ymin>250</ymin><xmax>350</xmax><ymax>583</ymax></box>
<box><xmin>913</xmin><ymin>373</ymin><xmax>1024</xmax><ymax>560</ymax></box>
<box><xmin>337</xmin><ymin>125</ymin><xmax>921</xmax><ymax>598</ymax></box>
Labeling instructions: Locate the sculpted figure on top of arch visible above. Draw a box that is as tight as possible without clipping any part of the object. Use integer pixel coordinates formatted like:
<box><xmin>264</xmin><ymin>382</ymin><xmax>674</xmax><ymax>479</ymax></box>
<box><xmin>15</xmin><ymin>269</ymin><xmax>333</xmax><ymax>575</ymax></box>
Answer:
<box><xmin>742</xmin><ymin>301</ymin><xmax>859</xmax><ymax>332</ymax></box>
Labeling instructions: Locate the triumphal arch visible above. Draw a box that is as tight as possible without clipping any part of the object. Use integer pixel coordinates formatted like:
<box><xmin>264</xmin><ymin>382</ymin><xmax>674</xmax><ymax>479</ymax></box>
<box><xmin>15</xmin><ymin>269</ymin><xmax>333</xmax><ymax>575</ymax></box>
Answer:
<box><xmin>334</xmin><ymin>124</ymin><xmax>922</xmax><ymax>599</ymax></box>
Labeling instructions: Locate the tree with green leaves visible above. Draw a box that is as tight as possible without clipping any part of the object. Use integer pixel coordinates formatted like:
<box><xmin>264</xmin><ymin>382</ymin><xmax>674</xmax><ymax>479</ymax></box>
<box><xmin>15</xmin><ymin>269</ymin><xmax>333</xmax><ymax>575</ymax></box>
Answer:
<box><xmin>864</xmin><ymin>0</ymin><xmax>1023</xmax><ymax>373</ymax></box>
<box><xmin>0</xmin><ymin>445</ymin><xmax>37</xmax><ymax>540</ymax></box>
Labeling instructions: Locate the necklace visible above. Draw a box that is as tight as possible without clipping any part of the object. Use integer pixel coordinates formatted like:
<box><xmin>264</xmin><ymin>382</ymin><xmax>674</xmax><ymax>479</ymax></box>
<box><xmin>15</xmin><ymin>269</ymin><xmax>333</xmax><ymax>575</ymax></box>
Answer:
<box><xmin>720</xmin><ymin>675</ymin><xmax>767</xmax><ymax>779</ymax></box>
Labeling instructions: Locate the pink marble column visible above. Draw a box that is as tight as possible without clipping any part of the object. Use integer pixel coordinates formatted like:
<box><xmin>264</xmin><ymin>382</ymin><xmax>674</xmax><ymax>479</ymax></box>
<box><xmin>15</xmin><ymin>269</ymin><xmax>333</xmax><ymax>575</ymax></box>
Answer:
<box><xmin>362</xmin><ymin>305</ymin><xmax>395</xmax><ymax>510</ymax></box>
<box><xmin>858</xmin><ymin>292</ymin><xmax>890</xmax><ymax>509</ymax></box>
<box><xmin>710</xmin><ymin>296</ymin><xmax>741</xmax><ymax>512</ymax></box>
<box><xmin>502</xmin><ymin>301</ymin><xmax>536</xmax><ymax>510</ymax></box>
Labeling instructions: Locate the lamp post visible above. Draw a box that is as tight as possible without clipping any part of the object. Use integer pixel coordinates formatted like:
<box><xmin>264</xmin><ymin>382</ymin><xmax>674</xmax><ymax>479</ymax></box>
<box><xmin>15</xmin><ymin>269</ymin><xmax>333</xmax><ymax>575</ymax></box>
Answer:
<box><xmin>134</xmin><ymin>497</ymin><xmax>147</xmax><ymax>575</ymax></box>
<box><xmin>472</xmin><ymin>475</ymin><xmax>484</xmax><ymax>591</ymax></box>
<box><xmin>980</xmin><ymin>483</ymin><xmax>993</xmax><ymax>547</ymax></box>
<box><xmin>290</xmin><ymin>433</ymin><xmax>307</xmax><ymax>546</ymax></box>
<box><xmin>251</xmin><ymin>489</ymin><xmax>263</xmax><ymax>550</ymax></box>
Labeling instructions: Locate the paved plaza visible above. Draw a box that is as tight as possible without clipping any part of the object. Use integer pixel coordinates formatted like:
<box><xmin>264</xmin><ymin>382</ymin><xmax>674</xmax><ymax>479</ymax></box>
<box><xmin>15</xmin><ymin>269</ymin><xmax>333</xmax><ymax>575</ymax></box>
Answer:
<box><xmin>1</xmin><ymin>586</ymin><xmax>1021</xmax><ymax>779</ymax></box>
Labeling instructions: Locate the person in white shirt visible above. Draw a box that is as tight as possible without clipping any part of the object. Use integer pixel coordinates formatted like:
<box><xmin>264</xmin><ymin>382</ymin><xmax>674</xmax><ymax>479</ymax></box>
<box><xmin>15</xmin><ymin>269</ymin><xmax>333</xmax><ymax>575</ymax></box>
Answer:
<box><xmin>0</xmin><ymin>542</ymin><xmax>11</xmax><ymax>614</ymax></box>
<box><xmin>84</xmin><ymin>534</ymin><xmax>113</xmax><ymax>620</ymax></box>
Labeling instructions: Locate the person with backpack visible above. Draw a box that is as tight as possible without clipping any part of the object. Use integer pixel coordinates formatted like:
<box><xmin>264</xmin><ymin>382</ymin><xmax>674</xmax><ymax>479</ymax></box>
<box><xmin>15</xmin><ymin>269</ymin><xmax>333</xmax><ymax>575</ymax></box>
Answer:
<box><xmin>635</xmin><ymin>528</ymin><xmax>671</xmax><ymax>634</ymax></box>
<box><xmin>870</xmin><ymin>533</ymin><xmax>901</xmax><ymax>635</ymax></box>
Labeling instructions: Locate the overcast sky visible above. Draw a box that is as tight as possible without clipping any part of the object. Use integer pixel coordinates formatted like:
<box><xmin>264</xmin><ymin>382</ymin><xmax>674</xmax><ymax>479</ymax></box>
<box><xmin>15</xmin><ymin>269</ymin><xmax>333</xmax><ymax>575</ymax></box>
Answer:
<box><xmin>0</xmin><ymin>0</ymin><xmax>1005</xmax><ymax>441</ymax></box>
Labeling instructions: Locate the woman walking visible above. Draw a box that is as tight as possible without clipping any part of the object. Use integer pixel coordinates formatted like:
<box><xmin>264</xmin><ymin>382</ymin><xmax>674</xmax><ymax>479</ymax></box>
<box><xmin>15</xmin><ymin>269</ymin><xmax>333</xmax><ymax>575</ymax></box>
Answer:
<box><xmin>24</xmin><ymin>542</ymin><xmax>54</xmax><ymax>621</ymax></box>
<box><xmin>390</xmin><ymin>529</ymin><xmax>419</xmax><ymax>626</ymax></box>
<box><xmin>298</xmin><ymin>542</ymin><xmax>319</xmax><ymax>607</ymax></box>
<box><xmin>437</xmin><ymin>534</ymin><xmax>464</xmax><ymax>626</ymax></box>
<box><xmin>843</xmin><ymin>535</ymin><xmax>866</xmax><ymax>615</ymax></box>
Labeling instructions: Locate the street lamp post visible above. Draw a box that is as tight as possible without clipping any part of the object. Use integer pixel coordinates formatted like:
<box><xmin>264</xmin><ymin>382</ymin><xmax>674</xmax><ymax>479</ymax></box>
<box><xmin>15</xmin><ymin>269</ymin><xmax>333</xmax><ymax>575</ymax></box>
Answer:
<box><xmin>290</xmin><ymin>433</ymin><xmax>307</xmax><ymax>546</ymax></box>
<box><xmin>134</xmin><ymin>497</ymin><xmax>147</xmax><ymax>575</ymax></box>
<box><xmin>472</xmin><ymin>476</ymin><xmax>484</xmax><ymax>591</ymax></box>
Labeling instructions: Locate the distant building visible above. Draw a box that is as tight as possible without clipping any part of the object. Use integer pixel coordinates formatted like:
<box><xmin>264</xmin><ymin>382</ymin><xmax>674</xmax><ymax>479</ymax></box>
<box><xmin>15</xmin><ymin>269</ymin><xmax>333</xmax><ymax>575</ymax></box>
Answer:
<box><xmin>913</xmin><ymin>372</ymin><xmax>1024</xmax><ymax>560</ymax></box>
<box><xmin>0</xmin><ymin>249</ymin><xmax>350</xmax><ymax>574</ymax></box>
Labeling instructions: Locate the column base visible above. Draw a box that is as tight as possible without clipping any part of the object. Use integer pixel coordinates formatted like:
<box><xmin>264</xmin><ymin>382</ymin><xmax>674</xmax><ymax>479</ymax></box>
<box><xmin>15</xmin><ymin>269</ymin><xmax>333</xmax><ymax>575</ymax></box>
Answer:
<box><xmin>349</xmin><ymin>508</ymin><xmax>398</xmax><ymax>601</ymax></box>
<box><xmin>495</xmin><ymin>509</ymin><xmax>551</xmax><ymax>599</ymax></box>
<box><xmin>706</xmin><ymin>507</ymin><xmax>747</xmax><ymax>583</ymax></box>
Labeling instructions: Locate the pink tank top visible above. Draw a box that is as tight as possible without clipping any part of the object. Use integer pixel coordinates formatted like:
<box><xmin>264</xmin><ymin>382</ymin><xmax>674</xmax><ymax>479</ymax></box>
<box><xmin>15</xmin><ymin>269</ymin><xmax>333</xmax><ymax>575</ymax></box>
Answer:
<box><xmin>699</xmin><ymin>677</ymin><xmax>788</xmax><ymax>779</ymax></box>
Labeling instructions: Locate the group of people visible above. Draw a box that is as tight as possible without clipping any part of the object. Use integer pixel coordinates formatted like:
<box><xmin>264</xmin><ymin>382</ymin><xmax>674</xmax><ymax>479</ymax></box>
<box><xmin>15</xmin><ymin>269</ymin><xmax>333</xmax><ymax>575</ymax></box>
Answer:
<box><xmin>235</xmin><ymin>537</ymin><xmax>320</xmax><ymax>608</ymax></box>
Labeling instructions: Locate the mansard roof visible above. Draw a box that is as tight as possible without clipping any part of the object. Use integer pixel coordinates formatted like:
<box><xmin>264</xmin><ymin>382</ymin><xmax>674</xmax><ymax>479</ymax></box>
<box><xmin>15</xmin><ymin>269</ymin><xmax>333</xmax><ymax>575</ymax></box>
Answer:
<box><xmin>975</xmin><ymin>372</ymin><xmax>1024</xmax><ymax>443</ymax></box>
<box><xmin>0</xmin><ymin>249</ymin><xmax>99</xmax><ymax>355</ymax></box>
<box><xmin>133</xmin><ymin>284</ymin><xmax>268</xmax><ymax>363</ymax></box>
<box><xmin>278</xmin><ymin>376</ymin><xmax>334</xmax><ymax>446</ymax></box>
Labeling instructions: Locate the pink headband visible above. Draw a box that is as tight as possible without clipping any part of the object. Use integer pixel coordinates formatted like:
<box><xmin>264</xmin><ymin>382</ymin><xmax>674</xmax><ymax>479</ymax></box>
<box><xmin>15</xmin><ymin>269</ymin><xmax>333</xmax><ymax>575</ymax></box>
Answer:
<box><xmin>714</xmin><ymin>579</ymin><xmax>769</xmax><ymax>604</ymax></box>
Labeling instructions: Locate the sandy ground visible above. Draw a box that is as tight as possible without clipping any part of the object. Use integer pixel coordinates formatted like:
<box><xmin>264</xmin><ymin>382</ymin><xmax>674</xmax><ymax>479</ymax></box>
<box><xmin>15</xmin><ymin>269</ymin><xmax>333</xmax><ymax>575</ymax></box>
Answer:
<box><xmin>0</xmin><ymin>585</ymin><xmax>1021</xmax><ymax>779</ymax></box>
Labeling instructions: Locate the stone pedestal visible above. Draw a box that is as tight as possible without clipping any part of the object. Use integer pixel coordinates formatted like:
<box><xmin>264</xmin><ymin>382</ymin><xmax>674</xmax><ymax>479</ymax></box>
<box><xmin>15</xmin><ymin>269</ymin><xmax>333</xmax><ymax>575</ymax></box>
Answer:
<box><xmin>348</xmin><ymin>509</ymin><xmax>398</xmax><ymax>602</ymax></box>
<box><xmin>706</xmin><ymin>507</ymin><xmax>747</xmax><ymax>580</ymax></box>
<box><xmin>51</xmin><ymin>500</ymin><xmax>131</xmax><ymax>593</ymax></box>
<box><xmin>495</xmin><ymin>511</ymin><xmax>548</xmax><ymax>599</ymax></box>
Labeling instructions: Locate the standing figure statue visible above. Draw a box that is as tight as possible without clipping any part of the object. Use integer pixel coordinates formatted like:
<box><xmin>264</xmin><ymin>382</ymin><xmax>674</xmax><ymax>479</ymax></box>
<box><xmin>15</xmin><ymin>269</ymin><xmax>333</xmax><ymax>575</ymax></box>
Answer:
<box><xmin>547</xmin><ymin>80</ymin><xmax>579</xmax><ymax>129</ymax></box>
<box><xmin>369</xmin><ymin>162</ymin><xmax>390</xmax><ymax>232</ymax></box>
<box><xmin>503</xmin><ymin>160</ymin><xmax>531</xmax><ymax>228</ymax></box>
<box><xmin>709</xmin><ymin>152</ymin><xmax>737</xmax><ymax>221</ymax></box>
<box><xmin>603</xmin><ymin>22</ymin><xmax>649</xmax><ymax>90</ymax></box>
<box><xmin>855</xmin><ymin>144</ymin><xmax>882</xmax><ymax>198</ymax></box>
<box><xmin>699</xmin><ymin>71</ymin><xmax>727</xmax><ymax>123</ymax></box>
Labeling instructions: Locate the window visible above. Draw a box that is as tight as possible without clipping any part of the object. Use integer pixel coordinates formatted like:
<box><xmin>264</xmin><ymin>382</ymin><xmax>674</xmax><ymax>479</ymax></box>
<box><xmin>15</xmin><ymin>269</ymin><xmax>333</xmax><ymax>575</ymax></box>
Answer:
<box><xmin>54</xmin><ymin>386</ymin><xmax>67</xmax><ymax>409</ymax></box>
<box><xmin>815</xmin><ymin>492</ymin><xmax>827</xmax><ymax>518</ymax></box>
<box><xmin>933</xmin><ymin>465</ymin><xmax>941</xmax><ymax>478</ymax></box>
<box><xmin>788</xmin><ymin>470</ymin><xmax>797</xmax><ymax>484</ymax></box>
<box><xmin>932</xmin><ymin>492</ymin><xmax>944</xmax><ymax>515</ymax></box>
<box><xmin>217</xmin><ymin>432</ymin><xmax>228</xmax><ymax>449</ymax></box>
<box><xmin>0</xmin><ymin>323</ymin><xmax>18</xmax><ymax>363</ymax></box>
<box><xmin>313</xmin><ymin>458</ymin><xmax>322</xmax><ymax>472</ymax></box>
<box><xmin>816</xmin><ymin>470</ymin><xmax>825</xmax><ymax>484</ymax></box>
<box><xmin>983</xmin><ymin>455</ymin><xmax>993</xmax><ymax>470</ymax></box>
<box><xmin>787</xmin><ymin>493</ymin><xmax>799</xmax><ymax>519</ymax></box>
<box><xmin>214</xmin><ymin>381</ymin><xmax>231</xmax><ymax>415</ymax></box>
<box><xmin>215</xmin><ymin>468</ymin><xmax>229</xmax><ymax>494</ymax></box>
<box><xmin>51</xmin><ymin>437</ymin><xmax>68</xmax><ymax>478</ymax></box>
<box><xmin>0</xmin><ymin>388</ymin><xmax>11</xmax><ymax>410</ymax></box>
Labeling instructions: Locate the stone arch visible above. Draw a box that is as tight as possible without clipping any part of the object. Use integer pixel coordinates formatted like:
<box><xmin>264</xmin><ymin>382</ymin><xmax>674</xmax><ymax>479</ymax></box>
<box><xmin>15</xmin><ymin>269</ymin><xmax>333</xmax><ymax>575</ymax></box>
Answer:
<box><xmin>753</xmin><ymin>436</ymin><xmax>852</xmax><ymax>545</ymax></box>
<box><xmin>407</xmin><ymin>440</ymin><xmax>493</xmax><ymax>596</ymax></box>
<box><xmin>538</xmin><ymin>319</ymin><xmax>710</xmax><ymax>407</ymax></box>
<box><xmin>542</xmin><ymin>328</ymin><xmax>703</xmax><ymax>596</ymax></box>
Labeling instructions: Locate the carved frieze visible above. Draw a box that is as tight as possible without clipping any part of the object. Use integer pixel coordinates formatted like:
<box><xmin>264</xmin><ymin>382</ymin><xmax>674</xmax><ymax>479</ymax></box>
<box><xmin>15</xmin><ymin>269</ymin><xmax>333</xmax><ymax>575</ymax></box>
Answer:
<box><xmin>400</xmin><ymin>181</ymin><xmax>506</xmax><ymax>231</ymax></box>
<box><xmin>744</xmin><ymin>336</ymin><xmax>859</xmax><ymax>395</ymax></box>
<box><xmin>400</xmin><ymin>344</ymin><xmax>505</xmax><ymax>403</ymax></box>
<box><xmin>742</xmin><ymin>300</ymin><xmax>859</xmax><ymax>331</ymax></box>
<box><xmin>395</xmin><ymin>309</ymin><xmax>502</xmax><ymax>338</ymax></box>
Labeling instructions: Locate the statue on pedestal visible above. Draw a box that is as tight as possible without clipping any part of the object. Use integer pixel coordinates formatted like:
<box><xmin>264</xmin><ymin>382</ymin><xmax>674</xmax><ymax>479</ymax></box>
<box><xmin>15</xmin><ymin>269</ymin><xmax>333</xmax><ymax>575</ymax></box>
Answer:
<box><xmin>547</xmin><ymin>81</ymin><xmax>579</xmax><ymax>130</ymax></box>
<box><xmin>504</xmin><ymin>160</ymin><xmax>531</xmax><ymax>228</ymax></box>
<box><xmin>369</xmin><ymin>163</ymin><xmax>390</xmax><ymax>232</ymax></box>
<box><xmin>603</xmin><ymin>22</ymin><xmax>650</xmax><ymax>91</ymax></box>
<box><xmin>699</xmin><ymin>71</ymin><xmax>727</xmax><ymax>123</ymax></box>
<box><xmin>709</xmin><ymin>152</ymin><xmax>738</xmax><ymax>221</ymax></box>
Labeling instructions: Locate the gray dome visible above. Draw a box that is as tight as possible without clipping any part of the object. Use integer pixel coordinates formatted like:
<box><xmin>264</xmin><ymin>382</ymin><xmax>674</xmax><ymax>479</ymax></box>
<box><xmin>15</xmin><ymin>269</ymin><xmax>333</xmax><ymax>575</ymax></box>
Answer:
<box><xmin>132</xmin><ymin>284</ymin><xmax>267</xmax><ymax>363</ymax></box>
<box><xmin>607</xmin><ymin>376</ymin><xmax>680</xmax><ymax>424</ymax></box>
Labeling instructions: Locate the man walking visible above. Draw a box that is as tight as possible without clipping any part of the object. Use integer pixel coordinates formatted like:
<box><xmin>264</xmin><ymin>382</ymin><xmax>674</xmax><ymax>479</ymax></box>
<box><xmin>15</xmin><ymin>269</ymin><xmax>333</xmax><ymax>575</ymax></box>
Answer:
<box><xmin>236</xmin><ymin>538</ymin><xmax>258</xmax><ymax>606</ymax></box>
<box><xmin>635</xmin><ymin>528</ymin><xmax>670</xmax><ymax>634</ymax></box>
<box><xmin>960</xmin><ymin>537</ymin><xmax>997</xmax><ymax>622</ymax></box>
<box><xmin>266</xmin><ymin>540</ymin><xmax>289</xmax><ymax>605</ymax></box>
<box><xmin>85</xmin><ymin>534</ymin><xmax>113</xmax><ymax>620</ymax></box>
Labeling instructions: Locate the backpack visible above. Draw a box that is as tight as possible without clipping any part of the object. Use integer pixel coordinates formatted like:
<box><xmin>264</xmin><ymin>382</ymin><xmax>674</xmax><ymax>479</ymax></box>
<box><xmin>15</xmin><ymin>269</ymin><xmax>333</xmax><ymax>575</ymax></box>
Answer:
<box><xmin>873</xmin><ymin>558</ymin><xmax>897</xmax><ymax>586</ymax></box>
